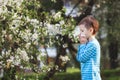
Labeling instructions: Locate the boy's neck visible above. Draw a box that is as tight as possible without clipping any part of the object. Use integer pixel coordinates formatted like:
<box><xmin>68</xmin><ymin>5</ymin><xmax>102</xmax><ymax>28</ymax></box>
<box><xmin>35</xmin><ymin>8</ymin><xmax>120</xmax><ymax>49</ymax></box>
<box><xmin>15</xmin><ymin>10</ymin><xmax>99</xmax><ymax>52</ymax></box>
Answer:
<box><xmin>88</xmin><ymin>35</ymin><xmax>95</xmax><ymax>42</ymax></box>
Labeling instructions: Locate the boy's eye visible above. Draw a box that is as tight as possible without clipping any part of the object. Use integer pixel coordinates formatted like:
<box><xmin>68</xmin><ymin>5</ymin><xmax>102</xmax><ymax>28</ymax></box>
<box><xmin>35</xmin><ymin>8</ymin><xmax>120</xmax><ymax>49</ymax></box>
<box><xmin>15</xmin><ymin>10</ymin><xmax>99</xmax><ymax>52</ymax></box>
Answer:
<box><xmin>81</xmin><ymin>30</ymin><xmax>84</xmax><ymax>32</ymax></box>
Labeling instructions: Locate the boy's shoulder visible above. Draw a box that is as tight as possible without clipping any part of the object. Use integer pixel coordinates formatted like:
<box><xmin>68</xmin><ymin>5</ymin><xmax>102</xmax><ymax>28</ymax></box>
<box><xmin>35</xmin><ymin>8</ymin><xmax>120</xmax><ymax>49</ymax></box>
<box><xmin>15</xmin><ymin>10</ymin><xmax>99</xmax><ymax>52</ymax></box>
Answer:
<box><xmin>88</xmin><ymin>39</ymin><xmax>100</xmax><ymax>48</ymax></box>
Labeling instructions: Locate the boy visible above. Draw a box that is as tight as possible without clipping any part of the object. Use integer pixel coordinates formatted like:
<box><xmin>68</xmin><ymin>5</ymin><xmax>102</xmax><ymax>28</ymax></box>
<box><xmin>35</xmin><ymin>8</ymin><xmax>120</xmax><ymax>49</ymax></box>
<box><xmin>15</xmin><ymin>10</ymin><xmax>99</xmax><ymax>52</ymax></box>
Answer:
<box><xmin>76</xmin><ymin>15</ymin><xmax>101</xmax><ymax>80</ymax></box>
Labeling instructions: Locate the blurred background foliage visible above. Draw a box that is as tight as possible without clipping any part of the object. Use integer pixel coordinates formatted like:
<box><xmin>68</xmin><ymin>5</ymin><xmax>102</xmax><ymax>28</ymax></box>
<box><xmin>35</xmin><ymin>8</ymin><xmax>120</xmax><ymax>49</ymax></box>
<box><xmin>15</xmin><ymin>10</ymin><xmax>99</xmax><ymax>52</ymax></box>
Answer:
<box><xmin>0</xmin><ymin>0</ymin><xmax>120</xmax><ymax>80</ymax></box>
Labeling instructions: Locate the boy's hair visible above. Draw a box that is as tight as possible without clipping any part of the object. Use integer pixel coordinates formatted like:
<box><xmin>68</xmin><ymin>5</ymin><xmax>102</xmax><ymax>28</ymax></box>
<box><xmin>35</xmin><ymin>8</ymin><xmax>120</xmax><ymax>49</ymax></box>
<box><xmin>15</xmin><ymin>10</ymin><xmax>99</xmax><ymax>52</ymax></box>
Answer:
<box><xmin>79</xmin><ymin>15</ymin><xmax>99</xmax><ymax>35</ymax></box>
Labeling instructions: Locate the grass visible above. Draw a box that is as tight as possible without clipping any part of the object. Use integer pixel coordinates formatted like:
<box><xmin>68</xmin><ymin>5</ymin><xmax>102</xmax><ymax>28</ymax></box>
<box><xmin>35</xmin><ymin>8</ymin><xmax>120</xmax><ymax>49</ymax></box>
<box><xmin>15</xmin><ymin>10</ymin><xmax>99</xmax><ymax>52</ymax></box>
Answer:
<box><xmin>52</xmin><ymin>68</ymin><xmax>80</xmax><ymax>80</ymax></box>
<box><xmin>53</xmin><ymin>68</ymin><xmax>120</xmax><ymax>80</ymax></box>
<box><xmin>101</xmin><ymin>69</ymin><xmax>120</xmax><ymax>80</ymax></box>
<box><xmin>66</xmin><ymin>67</ymin><xmax>80</xmax><ymax>73</ymax></box>
<box><xmin>17</xmin><ymin>68</ymin><xmax>120</xmax><ymax>80</ymax></box>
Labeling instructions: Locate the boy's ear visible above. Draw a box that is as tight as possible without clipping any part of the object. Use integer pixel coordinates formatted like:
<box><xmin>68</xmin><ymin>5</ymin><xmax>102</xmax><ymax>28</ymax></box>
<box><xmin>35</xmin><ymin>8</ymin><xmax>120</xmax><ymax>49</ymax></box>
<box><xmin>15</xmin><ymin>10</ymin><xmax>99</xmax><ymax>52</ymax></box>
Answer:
<box><xmin>89</xmin><ymin>28</ymin><xmax>94</xmax><ymax>34</ymax></box>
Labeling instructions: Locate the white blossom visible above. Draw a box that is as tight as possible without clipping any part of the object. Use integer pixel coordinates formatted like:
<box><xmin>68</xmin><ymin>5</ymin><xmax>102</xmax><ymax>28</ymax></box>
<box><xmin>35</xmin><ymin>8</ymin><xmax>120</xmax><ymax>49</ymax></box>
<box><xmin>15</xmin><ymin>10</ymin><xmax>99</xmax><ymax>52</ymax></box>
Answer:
<box><xmin>30</xmin><ymin>56</ymin><xmax>33</xmax><ymax>59</ymax></box>
<box><xmin>17</xmin><ymin>48</ymin><xmax>29</xmax><ymax>61</ymax></box>
<box><xmin>9</xmin><ymin>34</ymin><xmax>13</xmax><ymax>40</ymax></box>
<box><xmin>1</xmin><ymin>49</ymin><xmax>5</xmax><ymax>56</ymax></box>
<box><xmin>9</xmin><ymin>56</ymin><xmax>14</xmax><ymax>62</ymax></box>
<box><xmin>30</xmin><ymin>19</ymin><xmax>39</xmax><ymax>24</ymax></box>
<box><xmin>50</xmin><ymin>10</ymin><xmax>56</xmax><ymax>15</ymax></box>
<box><xmin>25</xmin><ymin>43</ymin><xmax>31</xmax><ymax>49</ymax></box>
<box><xmin>47</xmin><ymin>23</ymin><xmax>62</xmax><ymax>35</ymax></box>
<box><xmin>0</xmin><ymin>5</ymin><xmax>8</xmax><ymax>14</ymax></box>
<box><xmin>20</xmin><ymin>50</ymin><xmax>29</xmax><ymax>61</ymax></box>
<box><xmin>73</xmin><ymin>26</ymin><xmax>80</xmax><ymax>37</ymax></box>
<box><xmin>59</xmin><ymin>55</ymin><xmax>70</xmax><ymax>62</ymax></box>
<box><xmin>2</xmin><ymin>30</ymin><xmax>6</xmax><ymax>35</ymax></box>
<box><xmin>10</xmin><ymin>19</ymin><xmax>21</xmax><ymax>30</ymax></box>
<box><xmin>6</xmin><ymin>50</ymin><xmax>11</xmax><ymax>56</ymax></box>
<box><xmin>41</xmin><ymin>52</ymin><xmax>46</xmax><ymax>56</ymax></box>
<box><xmin>38</xmin><ymin>60</ymin><xmax>45</xmax><ymax>68</ymax></box>
<box><xmin>0</xmin><ymin>68</ymin><xmax>4</xmax><ymax>78</ymax></box>
<box><xmin>54</xmin><ymin>11</ymin><xmax>61</xmax><ymax>19</ymax></box>
<box><xmin>26</xmin><ymin>16</ymin><xmax>31</xmax><ymax>22</ymax></box>
<box><xmin>13</xmin><ymin>56</ymin><xmax>21</xmax><ymax>66</ymax></box>
<box><xmin>59</xmin><ymin>20</ymin><xmax>65</xmax><ymax>25</ymax></box>
<box><xmin>19</xmin><ymin>29</ymin><xmax>32</xmax><ymax>42</ymax></box>
<box><xmin>32</xmin><ymin>33</ymin><xmax>38</xmax><ymax>41</ymax></box>
<box><xmin>20</xmin><ymin>65</ymin><xmax>23</xmax><ymax>69</ymax></box>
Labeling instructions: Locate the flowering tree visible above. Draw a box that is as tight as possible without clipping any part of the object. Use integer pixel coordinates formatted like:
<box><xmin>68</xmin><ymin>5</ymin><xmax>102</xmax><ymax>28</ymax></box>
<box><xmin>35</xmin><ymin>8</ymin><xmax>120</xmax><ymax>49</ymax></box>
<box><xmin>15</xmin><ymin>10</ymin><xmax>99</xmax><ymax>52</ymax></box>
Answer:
<box><xmin>0</xmin><ymin>0</ymin><xmax>76</xmax><ymax>79</ymax></box>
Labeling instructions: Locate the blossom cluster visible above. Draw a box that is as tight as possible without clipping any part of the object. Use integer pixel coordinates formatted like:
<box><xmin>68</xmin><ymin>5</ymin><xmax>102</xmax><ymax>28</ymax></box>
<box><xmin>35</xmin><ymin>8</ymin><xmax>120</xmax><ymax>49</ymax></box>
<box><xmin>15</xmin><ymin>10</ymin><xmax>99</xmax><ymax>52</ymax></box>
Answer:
<box><xmin>0</xmin><ymin>0</ymin><xmax>76</xmax><ymax>79</ymax></box>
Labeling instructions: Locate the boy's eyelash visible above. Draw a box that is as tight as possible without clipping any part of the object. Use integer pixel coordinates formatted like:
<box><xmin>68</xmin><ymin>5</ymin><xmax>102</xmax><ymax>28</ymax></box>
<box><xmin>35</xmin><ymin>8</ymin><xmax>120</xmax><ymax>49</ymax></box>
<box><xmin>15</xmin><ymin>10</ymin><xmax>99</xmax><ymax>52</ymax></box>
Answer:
<box><xmin>81</xmin><ymin>30</ymin><xmax>84</xmax><ymax>32</ymax></box>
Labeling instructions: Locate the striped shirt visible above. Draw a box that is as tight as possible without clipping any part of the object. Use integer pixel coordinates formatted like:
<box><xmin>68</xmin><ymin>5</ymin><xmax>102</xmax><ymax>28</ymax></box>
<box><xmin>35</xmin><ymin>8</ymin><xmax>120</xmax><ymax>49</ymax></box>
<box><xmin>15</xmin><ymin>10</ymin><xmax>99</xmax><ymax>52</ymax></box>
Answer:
<box><xmin>76</xmin><ymin>38</ymin><xmax>101</xmax><ymax>80</ymax></box>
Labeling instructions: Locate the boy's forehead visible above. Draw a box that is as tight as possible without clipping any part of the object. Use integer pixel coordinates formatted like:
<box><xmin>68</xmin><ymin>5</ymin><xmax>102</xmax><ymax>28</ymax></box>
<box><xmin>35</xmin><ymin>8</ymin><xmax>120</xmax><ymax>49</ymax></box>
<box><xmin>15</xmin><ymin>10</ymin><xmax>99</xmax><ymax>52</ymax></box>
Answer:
<box><xmin>79</xmin><ymin>24</ymin><xmax>87</xmax><ymax>30</ymax></box>
<box><xmin>79</xmin><ymin>24</ymin><xmax>85</xmax><ymax>28</ymax></box>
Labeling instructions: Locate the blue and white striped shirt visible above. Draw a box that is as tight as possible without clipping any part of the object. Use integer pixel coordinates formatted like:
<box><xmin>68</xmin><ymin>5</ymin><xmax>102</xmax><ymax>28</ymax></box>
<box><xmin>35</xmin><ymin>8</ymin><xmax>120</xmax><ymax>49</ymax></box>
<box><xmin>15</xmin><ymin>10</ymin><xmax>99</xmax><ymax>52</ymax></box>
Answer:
<box><xmin>76</xmin><ymin>38</ymin><xmax>101</xmax><ymax>80</ymax></box>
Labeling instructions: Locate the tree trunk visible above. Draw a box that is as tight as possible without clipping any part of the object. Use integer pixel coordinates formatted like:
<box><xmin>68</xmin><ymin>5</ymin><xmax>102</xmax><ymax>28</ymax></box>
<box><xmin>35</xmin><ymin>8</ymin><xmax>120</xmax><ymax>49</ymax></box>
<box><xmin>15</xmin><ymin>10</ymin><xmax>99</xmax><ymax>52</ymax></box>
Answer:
<box><xmin>67</xmin><ymin>39</ymin><xmax>80</xmax><ymax>68</ymax></box>
<box><xmin>108</xmin><ymin>39</ymin><xmax>118</xmax><ymax>69</ymax></box>
<box><xmin>106</xmin><ymin>11</ymin><xmax>119</xmax><ymax>69</ymax></box>
<box><xmin>43</xmin><ymin>35</ymin><xmax>67</xmax><ymax>80</ymax></box>
<box><xmin>56</xmin><ymin>45</ymin><xmax>67</xmax><ymax>71</ymax></box>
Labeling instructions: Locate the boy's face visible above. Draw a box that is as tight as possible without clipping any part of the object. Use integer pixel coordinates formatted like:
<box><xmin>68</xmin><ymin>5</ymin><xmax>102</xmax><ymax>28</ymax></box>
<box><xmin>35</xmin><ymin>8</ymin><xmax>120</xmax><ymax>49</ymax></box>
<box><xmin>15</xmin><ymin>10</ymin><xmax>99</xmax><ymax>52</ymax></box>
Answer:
<box><xmin>79</xmin><ymin>24</ymin><xmax>93</xmax><ymax>43</ymax></box>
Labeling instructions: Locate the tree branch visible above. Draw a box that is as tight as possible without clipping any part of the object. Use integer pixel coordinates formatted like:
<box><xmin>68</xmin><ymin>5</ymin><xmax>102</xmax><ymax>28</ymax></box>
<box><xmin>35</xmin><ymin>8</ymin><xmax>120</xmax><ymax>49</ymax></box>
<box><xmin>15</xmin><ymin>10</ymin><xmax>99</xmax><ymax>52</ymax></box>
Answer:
<box><xmin>68</xmin><ymin>0</ymin><xmax>83</xmax><ymax>16</ymax></box>
<box><xmin>75</xmin><ymin>0</ymin><xmax>95</xmax><ymax>23</ymax></box>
